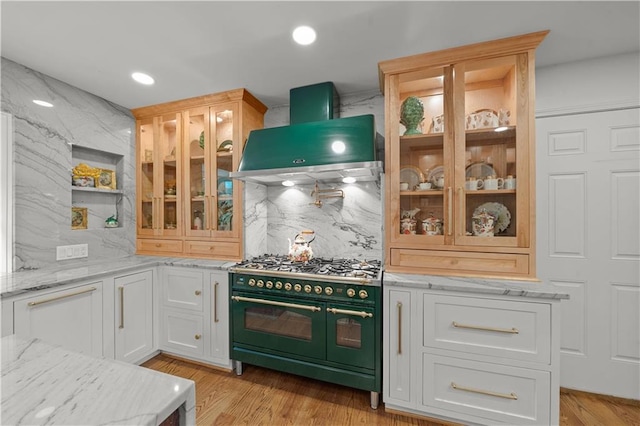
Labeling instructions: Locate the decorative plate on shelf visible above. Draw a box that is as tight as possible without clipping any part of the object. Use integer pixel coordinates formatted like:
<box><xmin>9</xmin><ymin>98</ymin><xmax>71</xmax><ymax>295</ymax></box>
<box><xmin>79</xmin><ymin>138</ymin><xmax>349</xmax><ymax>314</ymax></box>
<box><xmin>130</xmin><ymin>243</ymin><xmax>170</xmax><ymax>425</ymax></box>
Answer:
<box><xmin>427</xmin><ymin>165</ymin><xmax>444</xmax><ymax>184</ymax></box>
<box><xmin>218</xmin><ymin>178</ymin><xmax>233</xmax><ymax>195</ymax></box>
<box><xmin>465</xmin><ymin>162</ymin><xmax>496</xmax><ymax>179</ymax></box>
<box><xmin>400</xmin><ymin>165</ymin><xmax>425</xmax><ymax>190</ymax></box>
<box><xmin>217</xmin><ymin>140</ymin><xmax>233</xmax><ymax>152</ymax></box>
<box><xmin>474</xmin><ymin>202</ymin><xmax>511</xmax><ymax>233</ymax></box>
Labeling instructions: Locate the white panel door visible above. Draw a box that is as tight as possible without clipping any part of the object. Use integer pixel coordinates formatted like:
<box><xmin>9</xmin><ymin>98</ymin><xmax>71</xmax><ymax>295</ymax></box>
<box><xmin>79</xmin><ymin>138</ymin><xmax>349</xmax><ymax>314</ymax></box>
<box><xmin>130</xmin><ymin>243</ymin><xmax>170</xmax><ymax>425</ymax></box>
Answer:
<box><xmin>537</xmin><ymin>108</ymin><xmax>640</xmax><ymax>399</ymax></box>
<box><xmin>115</xmin><ymin>270</ymin><xmax>154</xmax><ymax>363</ymax></box>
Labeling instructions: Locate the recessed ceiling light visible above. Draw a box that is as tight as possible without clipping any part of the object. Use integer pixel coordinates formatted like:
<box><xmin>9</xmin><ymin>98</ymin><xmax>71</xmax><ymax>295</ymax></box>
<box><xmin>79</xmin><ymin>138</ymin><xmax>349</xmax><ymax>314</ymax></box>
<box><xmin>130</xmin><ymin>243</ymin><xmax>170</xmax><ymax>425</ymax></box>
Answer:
<box><xmin>33</xmin><ymin>100</ymin><xmax>53</xmax><ymax>107</ymax></box>
<box><xmin>292</xmin><ymin>26</ymin><xmax>316</xmax><ymax>45</ymax></box>
<box><xmin>282</xmin><ymin>180</ymin><xmax>295</xmax><ymax>187</ymax></box>
<box><xmin>331</xmin><ymin>140</ymin><xmax>346</xmax><ymax>154</ymax></box>
<box><xmin>132</xmin><ymin>72</ymin><xmax>155</xmax><ymax>85</ymax></box>
<box><xmin>342</xmin><ymin>177</ymin><xmax>356</xmax><ymax>184</ymax></box>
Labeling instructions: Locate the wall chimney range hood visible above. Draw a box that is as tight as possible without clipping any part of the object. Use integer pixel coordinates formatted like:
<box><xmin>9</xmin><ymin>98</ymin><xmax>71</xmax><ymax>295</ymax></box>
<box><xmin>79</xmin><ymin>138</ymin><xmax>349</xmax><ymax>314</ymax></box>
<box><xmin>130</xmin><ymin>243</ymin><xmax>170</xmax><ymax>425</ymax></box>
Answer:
<box><xmin>230</xmin><ymin>82</ymin><xmax>383</xmax><ymax>186</ymax></box>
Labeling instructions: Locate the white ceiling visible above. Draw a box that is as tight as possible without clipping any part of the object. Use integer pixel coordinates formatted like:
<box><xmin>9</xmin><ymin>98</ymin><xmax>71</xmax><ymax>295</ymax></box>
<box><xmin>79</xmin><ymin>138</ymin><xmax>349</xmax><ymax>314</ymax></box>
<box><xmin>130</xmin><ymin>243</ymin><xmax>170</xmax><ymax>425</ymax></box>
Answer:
<box><xmin>2</xmin><ymin>1</ymin><xmax>639</xmax><ymax>110</ymax></box>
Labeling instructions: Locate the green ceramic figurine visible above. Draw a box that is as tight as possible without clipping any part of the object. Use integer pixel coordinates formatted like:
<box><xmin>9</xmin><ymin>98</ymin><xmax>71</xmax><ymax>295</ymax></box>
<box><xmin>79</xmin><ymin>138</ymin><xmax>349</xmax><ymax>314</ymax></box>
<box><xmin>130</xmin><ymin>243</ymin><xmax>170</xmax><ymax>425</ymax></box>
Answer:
<box><xmin>400</xmin><ymin>96</ymin><xmax>424</xmax><ymax>135</ymax></box>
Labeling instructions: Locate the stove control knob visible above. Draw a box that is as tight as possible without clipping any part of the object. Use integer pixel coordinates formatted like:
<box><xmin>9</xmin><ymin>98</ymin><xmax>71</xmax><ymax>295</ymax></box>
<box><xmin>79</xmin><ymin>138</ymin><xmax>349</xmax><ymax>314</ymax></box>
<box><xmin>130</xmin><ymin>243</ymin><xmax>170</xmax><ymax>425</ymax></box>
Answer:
<box><xmin>314</xmin><ymin>286</ymin><xmax>323</xmax><ymax>294</ymax></box>
<box><xmin>275</xmin><ymin>281</ymin><xmax>283</xmax><ymax>289</ymax></box>
<box><xmin>346</xmin><ymin>288</ymin><xmax>356</xmax><ymax>298</ymax></box>
<box><xmin>248</xmin><ymin>279</ymin><xmax>256</xmax><ymax>287</ymax></box>
<box><xmin>284</xmin><ymin>282</ymin><xmax>292</xmax><ymax>291</ymax></box>
<box><xmin>256</xmin><ymin>280</ymin><xmax>264</xmax><ymax>288</ymax></box>
<box><xmin>294</xmin><ymin>283</ymin><xmax>302</xmax><ymax>292</ymax></box>
<box><xmin>304</xmin><ymin>285</ymin><xmax>312</xmax><ymax>293</ymax></box>
<box><xmin>266</xmin><ymin>281</ymin><xmax>273</xmax><ymax>289</ymax></box>
<box><xmin>325</xmin><ymin>286</ymin><xmax>334</xmax><ymax>296</ymax></box>
<box><xmin>359</xmin><ymin>289</ymin><xmax>368</xmax><ymax>299</ymax></box>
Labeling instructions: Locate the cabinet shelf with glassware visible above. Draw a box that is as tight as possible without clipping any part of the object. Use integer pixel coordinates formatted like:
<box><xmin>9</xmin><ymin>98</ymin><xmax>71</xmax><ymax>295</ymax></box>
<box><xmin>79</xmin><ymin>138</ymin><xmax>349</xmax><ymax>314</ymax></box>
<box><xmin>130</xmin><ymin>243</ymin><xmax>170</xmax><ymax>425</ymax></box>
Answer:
<box><xmin>379</xmin><ymin>31</ymin><xmax>548</xmax><ymax>279</ymax></box>
<box><xmin>133</xmin><ymin>89</ymin><xmax>267</xmax><ymax>260</ymax></box>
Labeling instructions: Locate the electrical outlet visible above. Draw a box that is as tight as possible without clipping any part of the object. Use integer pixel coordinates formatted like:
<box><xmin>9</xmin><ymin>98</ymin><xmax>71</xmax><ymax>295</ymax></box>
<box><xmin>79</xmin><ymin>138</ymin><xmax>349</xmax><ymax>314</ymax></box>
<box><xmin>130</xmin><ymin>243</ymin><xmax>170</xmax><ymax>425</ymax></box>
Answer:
<box><xmin>56</xmin><ymin>244</ymin><xmax>89</xmax><ymax>260</ymax></box>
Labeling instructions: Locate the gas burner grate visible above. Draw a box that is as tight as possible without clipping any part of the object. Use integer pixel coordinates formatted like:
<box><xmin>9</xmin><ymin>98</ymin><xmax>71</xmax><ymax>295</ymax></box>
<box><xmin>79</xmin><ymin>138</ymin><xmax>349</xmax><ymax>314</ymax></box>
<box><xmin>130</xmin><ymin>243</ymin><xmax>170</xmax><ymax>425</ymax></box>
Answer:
<box><xmin>234</xmin><ymin>254</ymin><xmax>381</xmax><ymax>278</ymax></box>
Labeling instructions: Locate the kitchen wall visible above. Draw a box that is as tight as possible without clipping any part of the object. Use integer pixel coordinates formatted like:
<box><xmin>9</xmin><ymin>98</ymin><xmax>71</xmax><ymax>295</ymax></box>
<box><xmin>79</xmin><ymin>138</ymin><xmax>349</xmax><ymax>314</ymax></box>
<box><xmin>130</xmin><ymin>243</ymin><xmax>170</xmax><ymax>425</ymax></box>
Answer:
<box><xmin>243</xmin><ymin>90</ymin><xmax>386</xmax><ymax>260</ymax></box>
<box><xmin>1</xmin><ymin>58</ymin><xmax>136</xmax><ymax>270</ymax></box>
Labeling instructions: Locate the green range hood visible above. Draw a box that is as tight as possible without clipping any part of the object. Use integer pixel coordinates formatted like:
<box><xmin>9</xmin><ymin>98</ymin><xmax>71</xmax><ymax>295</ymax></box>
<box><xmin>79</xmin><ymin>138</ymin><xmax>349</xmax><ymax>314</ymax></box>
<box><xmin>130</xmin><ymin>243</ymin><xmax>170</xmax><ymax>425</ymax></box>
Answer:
<box><xmin>230</xmin><ymin>82</ymin><xmax>383</xmax><ymax>186</ymax></box>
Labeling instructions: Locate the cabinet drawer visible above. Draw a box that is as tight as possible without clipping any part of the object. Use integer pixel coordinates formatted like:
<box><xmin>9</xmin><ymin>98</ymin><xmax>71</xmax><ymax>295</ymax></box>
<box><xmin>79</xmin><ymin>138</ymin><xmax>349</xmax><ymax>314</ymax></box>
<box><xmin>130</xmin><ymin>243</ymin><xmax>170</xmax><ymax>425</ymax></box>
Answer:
<box><xmin>391</xmin><ymin>249</ymin><xmax>529</xmax><ymax>277</ymax></box>
<box><xmin>422</xmin><ymin>354</ymin><xmax>550</xmax><ymax>425</ymax></box>
<box><xmin>185</xmin><ymin>240</ymin><xmax>239</xmax><ymax>258</ymax></box>
<box><xmin>137</xmin><ymin>239</ymin><xmax>183</xmax><ymax>254</ymax></box>
<box><xmin>163</xmin><ymin>268</ymin><xmax>204</xmax><ymax>312</ymax></box>
<box><xmin>161</xmin><ymin>310</ymin><xmax>204</xmax><ymax>356</ymax></box>
<box><xmin>423</xmin><ymin>294</ymin><xmax>551</xmax><ymax>364</ymax></box>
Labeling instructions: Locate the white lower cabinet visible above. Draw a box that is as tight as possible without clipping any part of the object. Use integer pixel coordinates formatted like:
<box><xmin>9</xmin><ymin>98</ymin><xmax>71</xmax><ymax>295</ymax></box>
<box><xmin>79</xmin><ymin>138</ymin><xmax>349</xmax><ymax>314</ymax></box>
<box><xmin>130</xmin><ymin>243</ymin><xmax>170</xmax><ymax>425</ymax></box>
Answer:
<box><xmin>13</xmin><ymin>281</ymin><xmax>103</xmax><ymax>357</ymax></box>
<box><xmin>114</xmin><ymin>270</ymin><xmax>154</xmax><ymax>363</ymax></box>
<box><xmin>384</xmin><ymin>285</ymin><xmax>560</xmax><ymax>425</ymax></box>
<box><xmin>160</xmin><ymin>267</ymin><xmax>230</xmax><ymax>368</ymax></box>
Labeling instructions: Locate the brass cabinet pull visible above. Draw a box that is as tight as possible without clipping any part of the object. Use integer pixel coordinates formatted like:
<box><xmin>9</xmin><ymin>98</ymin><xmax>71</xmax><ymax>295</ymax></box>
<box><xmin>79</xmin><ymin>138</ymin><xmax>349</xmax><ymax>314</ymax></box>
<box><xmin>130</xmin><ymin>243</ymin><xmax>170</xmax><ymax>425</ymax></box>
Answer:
<box><xmin>195</xmin><ymin>334</ymin><xmax>201</xmax><ymax>340</ymax></box>
<box><xmin>195</xmin><ymin>290</ymin><xmax>201</xmax><ymax>296</ymax></box>
<box><xmin>447</xmin><ymin>186</ymin><xmax>453</xmax><ymax>236</ymax></box>
<box><xmin>457</xmin><ymin>186</ymin><xmax>464</xmax><ymax>236</ymax></box>
<box><xmin>451</xmin><ymin>382</ymin><xmax>518</xmax><ymax>400</ymax></box>
<box><xmin>327</xmin><ymin>307</ymin><xmax>373</xmax><ymax>318</ymax></box>
<box><xmin>204</xmin><ymin>195</ymin><xmax>210</xmax><ymax>230</ymax></box>
<box><xmin>118</xmin><ymin>286</ymin><xmax>124</xmax><ymax>329</ymax></box>
<box><xmin>213</xmin><ymin>281</ymin><xmax>219</xmax><ymax>323</ymax></box>
<box><xmin>397</xmin><ymin>301</ymin><xmax>403</xmax><ymax>355</ymax></box>
<box><xmin>452</xmin><ymin>321</ymin><xmax>519</xmax><ymax>334</ymax></box>
<box><xmin>210</xmin><ymin>195</ymin><xmax>216</xmax><ymax>230</ymax></box>
<box><xmin>231</xmin><ymin>295</ymin><xmax>321</xmax><ymax>312</ymax></box>
<box><xmin>27</xmin><ymin>286</ymin><xmax>96</xmax><ymax>307</ymax></box>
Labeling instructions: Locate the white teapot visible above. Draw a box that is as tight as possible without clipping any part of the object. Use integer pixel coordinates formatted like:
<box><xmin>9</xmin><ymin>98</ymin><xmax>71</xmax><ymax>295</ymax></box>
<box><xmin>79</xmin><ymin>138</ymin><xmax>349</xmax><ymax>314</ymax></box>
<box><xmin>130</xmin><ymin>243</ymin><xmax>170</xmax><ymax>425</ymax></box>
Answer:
<box><xmin>288</xmin><ymin>230</ymin><xmax>316</xmax><ymax>262</ymax></box>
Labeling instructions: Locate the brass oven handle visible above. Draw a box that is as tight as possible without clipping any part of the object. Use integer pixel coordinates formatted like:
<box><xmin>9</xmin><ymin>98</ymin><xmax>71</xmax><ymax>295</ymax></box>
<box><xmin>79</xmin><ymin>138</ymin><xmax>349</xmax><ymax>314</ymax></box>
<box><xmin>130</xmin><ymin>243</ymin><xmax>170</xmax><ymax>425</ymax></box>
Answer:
<box><xmin>451</xmin><ymin>382</ymin><xmax>518</xmax><ymax>400</ymax></box>
<box><xmin>27</xmin><ymin>286</ymin><xmax>97</xmax><ymax>307</ymax></box>
<box><xmin>452</xmin><ymin>321</ymin><xmax>519</xmax><ymax>334</ymax></box>
<box><xmin>119</xmin><ymin>286</ymin><xmax>124</xmax><ymax>329</ymax></box>
<box><xmin>397</xmin><ymin>301</ymin><xmax>402</xmax><ymax>355</ymax></box>
<box><xmin>213</xmin><ymin>281</ymin><xmax>219</xmax><ymax>323</ymax></box>
<box><xmin>457</xmin><ymin>186</ymin><xmax>464</xmax><ymax>236</ymax></box>
<box><xmin>447</xmin><ymin>186</ymin><xmax>453</xmax><ymax>236</ymax></box>
<box><xmin>231</xmin><ymin>295</ymin><xmax>321</xmax><ymax>312</ymax></box>
<box><xmin>326</xmin><ymin>307</ymin><xmax>373</xmax><ymax>318</ymax></box>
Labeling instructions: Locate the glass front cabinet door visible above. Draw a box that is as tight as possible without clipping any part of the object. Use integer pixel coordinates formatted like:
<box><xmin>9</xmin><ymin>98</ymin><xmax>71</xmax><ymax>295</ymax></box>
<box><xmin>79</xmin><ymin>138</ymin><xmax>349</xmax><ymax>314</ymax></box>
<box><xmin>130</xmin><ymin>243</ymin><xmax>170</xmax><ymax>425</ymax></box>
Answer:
<box><xmin>137</xmin><ymin>113</ymin><xmax>183</xmax><ymax>238</ymax></box>
<box><xmin>379</xmin><ymin>31</ymin><xmax>548</xmax><ymax>279</ymax></box>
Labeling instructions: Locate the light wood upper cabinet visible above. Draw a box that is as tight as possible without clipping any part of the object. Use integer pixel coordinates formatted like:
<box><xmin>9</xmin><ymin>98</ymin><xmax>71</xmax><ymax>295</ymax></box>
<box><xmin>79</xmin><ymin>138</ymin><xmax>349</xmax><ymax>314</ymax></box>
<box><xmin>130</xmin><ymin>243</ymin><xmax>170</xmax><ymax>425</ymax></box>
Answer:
<box><xmin>378</xmin><ymin>31</ymin><xmax>548</xmax><ymax>279</ymax></box>
<box><xmin>133</xmin><ymin>89</ymin><xmax>267</xmax><ymax>261</ymax></box>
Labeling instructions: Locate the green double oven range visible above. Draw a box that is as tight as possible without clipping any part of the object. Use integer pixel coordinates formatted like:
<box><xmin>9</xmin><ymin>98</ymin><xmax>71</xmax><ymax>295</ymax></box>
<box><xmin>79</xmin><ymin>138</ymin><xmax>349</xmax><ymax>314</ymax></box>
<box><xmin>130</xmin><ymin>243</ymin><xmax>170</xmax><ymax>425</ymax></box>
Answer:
<box><xmin>229</xmin><ymin>256</ymin><xmax>382</xmax><ymax>409</ymax></box>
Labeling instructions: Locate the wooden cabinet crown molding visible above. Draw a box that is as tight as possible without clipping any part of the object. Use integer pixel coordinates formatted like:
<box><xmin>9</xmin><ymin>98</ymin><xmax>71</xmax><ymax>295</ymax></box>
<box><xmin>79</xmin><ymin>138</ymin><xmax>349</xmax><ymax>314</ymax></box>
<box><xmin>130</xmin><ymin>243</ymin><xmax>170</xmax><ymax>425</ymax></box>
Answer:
<box><xmin>131</xmin><ymin>88</ymin><xmax>268</xmax><ymax>119</ymax></box>
<box><xmin>378</xmin><ymin>30</ymin><xmax>549</xmax><ymax>92</ymax></box>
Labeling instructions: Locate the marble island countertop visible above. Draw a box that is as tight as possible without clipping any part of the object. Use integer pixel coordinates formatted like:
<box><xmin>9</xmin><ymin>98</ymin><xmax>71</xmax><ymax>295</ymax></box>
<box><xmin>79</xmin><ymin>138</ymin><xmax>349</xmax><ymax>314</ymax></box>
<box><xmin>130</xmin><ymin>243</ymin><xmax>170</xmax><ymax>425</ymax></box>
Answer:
<box><xmin>383</xmin><ymin>271</ymin><xmax>570</xmax><ymax>300</ymax></box>
<box><xmin>1</xmin><ymin>335</ymin><xmax>195</xmax><ymax>425</ymax></box>
<box><xmin>1</xmin><ymin>256</ymin><xmax>236</xmax><ymax>299</ymax></box>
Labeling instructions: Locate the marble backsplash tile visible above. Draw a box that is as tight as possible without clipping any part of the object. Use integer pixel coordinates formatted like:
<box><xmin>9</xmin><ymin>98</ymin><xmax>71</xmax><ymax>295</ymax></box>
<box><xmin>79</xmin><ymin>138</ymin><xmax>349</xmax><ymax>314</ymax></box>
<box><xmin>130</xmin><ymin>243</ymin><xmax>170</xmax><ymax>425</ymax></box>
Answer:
<box><xmin>2</xmin><ymin>58</ymin><xmax>136</xmax><ymax>270</ymax></box>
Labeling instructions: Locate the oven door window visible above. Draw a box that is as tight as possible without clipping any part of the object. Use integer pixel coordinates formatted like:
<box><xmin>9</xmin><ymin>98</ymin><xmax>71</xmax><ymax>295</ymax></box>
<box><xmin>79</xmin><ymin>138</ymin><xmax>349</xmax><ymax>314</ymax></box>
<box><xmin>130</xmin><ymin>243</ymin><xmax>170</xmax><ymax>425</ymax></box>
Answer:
<box><xmin>326</xmin><ymin>303</ymin><xmax>376</xmax><ymax>370</ymax></box>
<box><xmin>232</xmin><ymin>292</ymin><xmax>326</xmax><ymax>360</ymax></box>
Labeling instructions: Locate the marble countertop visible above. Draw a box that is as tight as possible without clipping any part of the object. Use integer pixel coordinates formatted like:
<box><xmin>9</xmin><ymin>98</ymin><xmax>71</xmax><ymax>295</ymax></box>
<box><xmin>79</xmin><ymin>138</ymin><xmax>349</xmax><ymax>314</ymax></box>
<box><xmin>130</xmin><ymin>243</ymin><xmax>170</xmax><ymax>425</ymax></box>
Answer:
<box><xmin>383</xmin><ymin>272</ymin><xmax>569</xmax><ymax>300</ymax></box>
<box><xmin>1</xmin><ymin>335</ymin><xmax>195</xmax><ymax>425</ymax></box>
<box><xmin>1</xmin><ymin>256</ymin><xmax>235</xmax><ymax>299</ymax></box>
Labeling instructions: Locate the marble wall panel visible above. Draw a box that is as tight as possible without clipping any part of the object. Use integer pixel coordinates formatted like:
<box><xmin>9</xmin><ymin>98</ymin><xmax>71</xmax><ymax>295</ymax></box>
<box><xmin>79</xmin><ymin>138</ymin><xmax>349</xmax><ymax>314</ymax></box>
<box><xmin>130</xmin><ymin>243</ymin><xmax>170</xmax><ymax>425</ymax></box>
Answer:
<box><xmin>1</xmin><ymin>58</ymin><xmax>136</xmax><ymax>270</ymax></box>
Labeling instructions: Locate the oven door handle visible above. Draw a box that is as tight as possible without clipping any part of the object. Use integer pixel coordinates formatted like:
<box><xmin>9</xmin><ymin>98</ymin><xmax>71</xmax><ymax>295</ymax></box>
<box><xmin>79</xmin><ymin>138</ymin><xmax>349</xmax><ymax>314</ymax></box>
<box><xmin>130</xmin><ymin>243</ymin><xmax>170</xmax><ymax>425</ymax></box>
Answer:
<box><xmin>327</xmin><ymin>307</ymin><xmax>373</xmax><ymax>318</ymax></box>
<box><xmin>231</xmin><ymin>295</ymin><xmax>322</xmax><ymax>312</ymax></box>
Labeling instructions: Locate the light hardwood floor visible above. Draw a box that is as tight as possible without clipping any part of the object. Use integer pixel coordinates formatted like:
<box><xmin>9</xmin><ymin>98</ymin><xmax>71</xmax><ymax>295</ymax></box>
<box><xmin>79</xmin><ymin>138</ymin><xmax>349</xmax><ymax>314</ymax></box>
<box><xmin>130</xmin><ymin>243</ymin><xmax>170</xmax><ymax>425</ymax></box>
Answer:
<box><xmin>142</xmin><ymin>354</ymin><xmax>640</xmax><ymax>425</ymax></box>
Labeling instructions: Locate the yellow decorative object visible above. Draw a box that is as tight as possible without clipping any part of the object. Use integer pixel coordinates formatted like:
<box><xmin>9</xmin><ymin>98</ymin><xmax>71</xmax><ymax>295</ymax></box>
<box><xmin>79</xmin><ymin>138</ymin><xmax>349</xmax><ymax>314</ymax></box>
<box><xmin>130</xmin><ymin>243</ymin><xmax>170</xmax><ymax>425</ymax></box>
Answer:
<box><xmin>72</xmin><ymin>163</ymin><xmax>101</xmax><ymax>179</ymax></box>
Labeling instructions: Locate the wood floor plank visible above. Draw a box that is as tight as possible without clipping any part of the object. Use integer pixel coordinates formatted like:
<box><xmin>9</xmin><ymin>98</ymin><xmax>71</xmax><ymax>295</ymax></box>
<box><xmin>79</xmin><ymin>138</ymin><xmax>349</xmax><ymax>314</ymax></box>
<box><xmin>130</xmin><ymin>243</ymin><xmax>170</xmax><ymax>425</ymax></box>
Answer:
<box><xmin>143</xmin><ymin>354</ymin><xmax>640</xmax><ymax>425</ymax></box>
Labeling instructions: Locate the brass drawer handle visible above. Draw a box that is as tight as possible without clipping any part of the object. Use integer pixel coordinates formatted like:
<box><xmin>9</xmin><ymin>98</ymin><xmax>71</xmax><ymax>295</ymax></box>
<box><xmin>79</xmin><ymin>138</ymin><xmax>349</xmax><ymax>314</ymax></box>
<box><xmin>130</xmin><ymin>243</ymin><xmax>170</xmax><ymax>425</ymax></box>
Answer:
<box><xmin>452</xmin><ymin>321</ymin><xmax>519</xmax><ymax>334</ymax></box>
<box><xmin>451</xmin><ymin>382</ymin><xmax>518</xmax><ymax>400</ymax></box>
<box><xmin>27</xmin><ymin>287</ymin><xmax>97</xmax><ymax>307</ymax></box>
<box><xmin>195</xmin><ymin>334</ymin><xmax>201</xmax><ymax>340</ymax></box>
<box><xmin>326</xmin><ymin>307</ymin><xmax>373</xmax><ymax>318</ymax></box>
<box><xmin>195</xmin><ymin>290</ymin><xmax>201</xmax><ymax>296</ymax></box>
